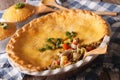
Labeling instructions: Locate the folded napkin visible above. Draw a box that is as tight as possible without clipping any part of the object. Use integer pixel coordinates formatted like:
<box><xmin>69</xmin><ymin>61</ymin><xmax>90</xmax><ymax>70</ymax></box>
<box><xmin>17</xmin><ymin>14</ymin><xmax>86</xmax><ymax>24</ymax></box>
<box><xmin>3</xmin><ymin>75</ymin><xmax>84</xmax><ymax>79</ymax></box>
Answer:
<box><xmin>0</xmin><ymin>54</ymin><xmax>24</xmax><ymax>80</ymax></box>
<box><xmin>0</xmin><ymin>0</ymin><xmax>120</xmax><ymax>80</ymax></box>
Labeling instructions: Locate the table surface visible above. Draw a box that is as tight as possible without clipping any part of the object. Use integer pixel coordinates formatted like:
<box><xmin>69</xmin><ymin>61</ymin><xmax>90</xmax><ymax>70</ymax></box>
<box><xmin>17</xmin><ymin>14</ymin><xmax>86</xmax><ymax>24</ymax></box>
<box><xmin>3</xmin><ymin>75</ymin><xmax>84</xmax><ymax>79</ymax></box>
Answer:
<box><xmin>0</xmin><ymin>0</ymin><xmax>120</xmax><ymax>10</ymax></box>
<box><xmin>0</xmin><ymin>0</ymin><xmax>120</xmax><ymax>80</ymax></box>
<box><xmin>102</xmin><ymin>0</ymin><xmax>120</xmax><ymax>5</ymax></box>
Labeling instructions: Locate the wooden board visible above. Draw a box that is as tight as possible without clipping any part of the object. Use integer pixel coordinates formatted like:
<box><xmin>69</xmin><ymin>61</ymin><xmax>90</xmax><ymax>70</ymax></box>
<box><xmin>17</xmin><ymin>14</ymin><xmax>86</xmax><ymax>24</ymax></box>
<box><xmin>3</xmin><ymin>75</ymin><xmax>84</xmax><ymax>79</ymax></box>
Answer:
<box><xmin>102</xmin><ymin>0</ymin><xmax>120</xmax><ymax>4</ymax></box>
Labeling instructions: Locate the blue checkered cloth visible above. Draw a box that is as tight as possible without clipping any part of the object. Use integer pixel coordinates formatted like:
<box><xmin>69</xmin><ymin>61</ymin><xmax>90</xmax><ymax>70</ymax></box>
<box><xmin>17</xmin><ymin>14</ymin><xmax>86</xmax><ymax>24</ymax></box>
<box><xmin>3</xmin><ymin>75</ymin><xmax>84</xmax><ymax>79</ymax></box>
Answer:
<box><xmin>0</xmin><ymin>0</ymin><xmax>120</xmax><ymax>80</ymax></box>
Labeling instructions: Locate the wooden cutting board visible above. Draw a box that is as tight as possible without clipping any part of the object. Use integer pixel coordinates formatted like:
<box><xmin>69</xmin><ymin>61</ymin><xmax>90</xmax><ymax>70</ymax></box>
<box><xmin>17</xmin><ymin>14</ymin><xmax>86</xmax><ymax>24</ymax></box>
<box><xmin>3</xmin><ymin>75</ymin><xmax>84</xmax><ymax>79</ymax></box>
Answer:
<box><xmin>0</xmin><ymin>0</ymin><xmax>25</xmax><ymax>10</ymax></box>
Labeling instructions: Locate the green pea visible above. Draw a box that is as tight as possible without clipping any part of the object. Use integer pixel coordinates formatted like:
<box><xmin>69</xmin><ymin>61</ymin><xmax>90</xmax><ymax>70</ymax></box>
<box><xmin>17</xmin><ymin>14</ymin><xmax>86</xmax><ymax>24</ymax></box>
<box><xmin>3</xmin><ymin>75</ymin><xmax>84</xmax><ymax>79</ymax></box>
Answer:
<box><xmin>39</xmin><ymin>48</ymin><xmax>46</xmax><ymax>52</ymax></box>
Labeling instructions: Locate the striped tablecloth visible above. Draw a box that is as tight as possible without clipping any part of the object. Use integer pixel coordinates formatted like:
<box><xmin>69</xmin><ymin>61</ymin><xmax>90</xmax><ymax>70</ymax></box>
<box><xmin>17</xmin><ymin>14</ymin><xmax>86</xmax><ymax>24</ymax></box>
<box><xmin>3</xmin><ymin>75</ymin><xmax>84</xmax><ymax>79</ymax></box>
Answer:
<box><xmin>0</xmin><ymin>0</ymin><xmax>120</xmax><ymax>80</ymax></box>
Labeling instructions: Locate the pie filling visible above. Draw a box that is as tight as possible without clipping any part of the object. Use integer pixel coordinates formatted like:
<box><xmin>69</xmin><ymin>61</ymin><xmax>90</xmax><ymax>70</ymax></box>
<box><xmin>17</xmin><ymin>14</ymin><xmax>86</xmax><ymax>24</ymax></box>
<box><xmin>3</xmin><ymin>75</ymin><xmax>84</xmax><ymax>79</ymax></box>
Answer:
<box><xmin>39</xmin><ymin>31</ymin><xmax>102</xmax><ymax>69</ymax></box>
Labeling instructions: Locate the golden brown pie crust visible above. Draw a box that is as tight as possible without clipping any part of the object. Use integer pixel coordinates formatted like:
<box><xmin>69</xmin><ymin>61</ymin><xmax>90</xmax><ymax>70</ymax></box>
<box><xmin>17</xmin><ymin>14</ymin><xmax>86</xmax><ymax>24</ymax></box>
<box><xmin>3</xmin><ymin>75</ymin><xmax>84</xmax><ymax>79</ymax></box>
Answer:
<box><xmin>6</xmin><ymin>9</ymin><xmax>110</xmax><ymax>72</ymax></box>
<box><xmin>0</xmin><ymin>22</ymin><xmax>16</xmax><ymax>40</ymax></box>
<box><xmin>2</xmin><ymin>3</ymin><xmax>35</xmax><ymax>22</ymax></box>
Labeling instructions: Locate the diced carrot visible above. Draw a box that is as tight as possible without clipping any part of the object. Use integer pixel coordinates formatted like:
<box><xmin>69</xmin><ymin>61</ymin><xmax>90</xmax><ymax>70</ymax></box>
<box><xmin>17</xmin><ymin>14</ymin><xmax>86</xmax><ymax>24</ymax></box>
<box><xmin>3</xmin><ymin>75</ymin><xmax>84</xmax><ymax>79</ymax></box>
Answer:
<box><xmin>73</xmin><ymin>41</ymin><xmax>78</xmax><ymax>45</ymax></box>
<box><xmin>64</xmin><ymin>61</ymin><xmax>69</xmax><ymax>64</ymax></box>
<box><xmin>63</xmin><ymin>43</ymin><xmax>69</xmax><ymax>50</ymax></box>
<box><xmin>64</xmin><ymin>61</ymin><xmax>71</xmax><ymax>66</ymax></box>
<box><xmin>53</xmin><ymin>60</ymin><xmax>60</xmax><ymax>65</ymax></box>
<box><xmin>86</xmin><ymin>46</ymin><xmax>93</xmax><ymax>51</ymax></box>
<box><xmin>56</xmin><ymin>60</ymin><xmax>60</xmax><ymax>65</ymax></box>
<box><xmin>69</xmin><ymin>48</ymin><xmax>74</xmax><ymax>50</ymax></box>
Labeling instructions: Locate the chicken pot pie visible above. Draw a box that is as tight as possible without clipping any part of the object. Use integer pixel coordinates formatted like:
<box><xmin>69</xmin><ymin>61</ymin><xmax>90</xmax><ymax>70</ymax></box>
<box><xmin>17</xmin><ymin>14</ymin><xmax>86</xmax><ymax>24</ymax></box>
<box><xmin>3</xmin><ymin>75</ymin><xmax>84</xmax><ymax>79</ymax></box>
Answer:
<box><xmin>2</xmin><ymin>3</ymin><xmax>35</xmax><ymax>22</ymax></box>
<box><xmin>6</xmin><ymin>9</ymin><xmax>110</xmax><ymax>72</ymax></box>
<box><xmin>0</xmin><ymin>22</ymin><xmax>16</xmax><ymax>40</ymax></box>
<box><xmin>0</xmin><ymin>22</ymin><xmax>16</xmax><ymax>53</ymax></box>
